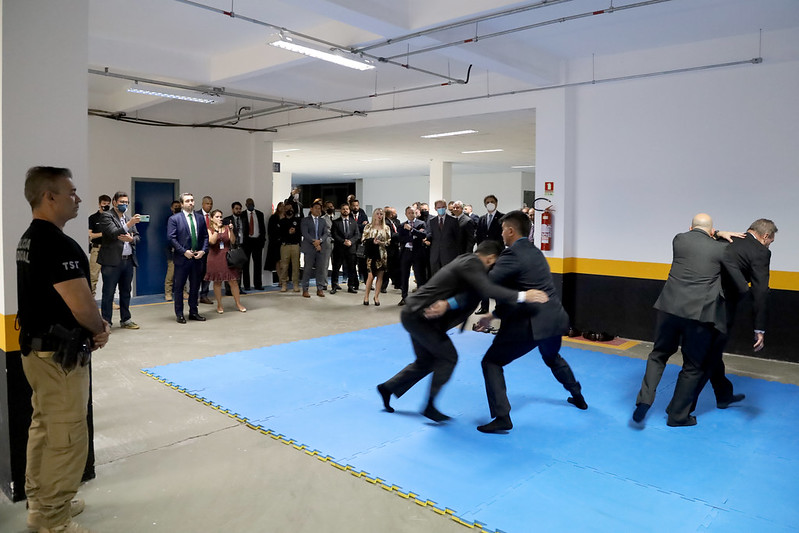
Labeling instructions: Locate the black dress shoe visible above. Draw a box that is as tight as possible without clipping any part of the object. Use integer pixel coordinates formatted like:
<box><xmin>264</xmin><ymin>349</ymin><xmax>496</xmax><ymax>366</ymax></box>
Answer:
<box><xmin>474</xmin><ymin>307</ymin><xmax>489</xmax><ymax>315</ymax></box>
<box><xmin>188</xmin><ymin>313</ymin><xmax>206</xmax><ymax>322</ymax></box>
<box><xmin>377</xmin><ymin>384</ymin><xmax>394</xmax><ymax>413</ymax></box>
<box><xmin>380</xmin><ymin>288</ymin><xmax>387</xmax><ymax>294</ymax></box>
<box><xmin>422</xmin><ymin>404</ymin><xmax>451</xmax><ymax>423</ymax></box>
<box><xmin>568</xmin><ymin>394</ymin><xmax>588</xmax><ymax>410</ymax></box>
<box><xmin>176</xmin><ymin>315</ymin><xmax>187</xmax><ymax>324</ymax></box>
<box><xmin>477</xmin><ymin>417</ymin><xmax>513</xmax><ymax>433</ymax></box>
<box><xmin>666</xmin><ymin>415</ymin><xmax>697</xmax><ymax>427</ymax></box>
<box><xmin>397</xmin><ymin>298</ymin><xmax>406</xmax><ymax>306</ymax></box>
<box><xmin>330</xmin><ymin>288</ymin><xmax>338</xmax><ymax>295</ymax></box>
<box><xmin>239</xmin><ymin>289</ymin><xmax>248</xmax><ymax>294</ymax></box>
<box><xmin>347</xmin><ymin>287</ymin><xmax>358</xmax><ymax>294</ymax></box>
<box><xmin>332</xmin><ymin>284</ymin><xmax>342</xmax><ymax>291</ymax></box>
<box><xmin>632</xmin><ymin>403</ymin><xmax>650</xmax><ymax>423</ymax></box>
<box><xmin>567</xmin><ymin>327</ymin><xmax>582</xmax><ymax>338</ymax></box>
<box><xmin>255</xmin><ymin>286</ymin><xmax>264</xmax><ymax>290</ymax></box>
<box><xmin>717</xmin><ymin>393</ymin><xmax>745</xmax><ymax>409</ymax></box>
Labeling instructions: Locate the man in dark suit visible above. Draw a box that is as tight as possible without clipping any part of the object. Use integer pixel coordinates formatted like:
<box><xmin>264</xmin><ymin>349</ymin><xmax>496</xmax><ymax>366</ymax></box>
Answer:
<box><xmin>696</xmin><ymin>218</ymin><xmax>777</xmax><ymax>408</ymax></box>
<box><xmin>350</xmin><ymin>198</ymin><xmax>369</xmax><ymax>285</ymax></box>
<box><xmin>377</xmin><ymin>240</ymin><xmax>549</xmax><ymax>422</ymax></box>
<box><xmin>464</xmin><ymin>204</ymin><xmax>480</xmax><ymax>226</ymax></box>
<box><xmin>425</xmin><ymin>199</ymin><xmax>460</xmax><ymax>275</ymax></box>
<box><xmin>382</xmin><ymin>206</ymin><xmax>402</xmax><ymax>293</ymax></box>
<box><xmin>97</xmin><ymin>191</ymin><xmax>141</xmax><ymax>329</ymax></box>
<box><xmin>475</xmin><ymin>211</ymin><xmax>587</xmax><ymax>433</ymax></box>
<box><xmin>632</xmin><ymin>213</ymin><xmax>744</xmax><ymax>426</ymax></box>
<box><xmin>330</xmin><ymin>203</ymin><xmax>360</xmax><ymax>294</ymax></box>
<box><xmin>167</xmin><ymin>193</ymin><xmax>209</xmax><ymax>323</ymax></box>
<box><xmin>243</xmin><ymin>198</ymin><xmax>267</xmax><ymax>290</ymax></box>
<box><xmin>300</xmin><ymin>200</ymin><xmax>330</xmax><ymax>297</ymax></box>
<box><xmin>223</xmin><ymin>201</ymin><xmax>248</xmax><ymax>295</ymax></box>
<box><xmin>451</xmin><ymin>201</ymin><xmax>476</xmax><ymax>255</ymax></box>
<box><xmin>475</xmin><ymin>194</ymin><xmax>505</xmax><ymax>314</ymax></box>
<box><xmin>397</xmin><ymin>206</ymin><xmax>428</xmax><ymax>305</ymax></box>
<box><xmin>196</xmin><ymin>196</ymin><xmax>214</xmax><ymax>304</ymax></box>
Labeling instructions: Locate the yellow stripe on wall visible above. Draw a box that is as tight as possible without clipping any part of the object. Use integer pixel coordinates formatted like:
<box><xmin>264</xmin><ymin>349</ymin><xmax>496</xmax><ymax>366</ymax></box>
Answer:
<box><xmin>1</xmin><ymin>313</ymin><xmax>21</xmax><ymax>353</ymax></box>
<box><xmin>547</xmin><ymin>257</ymin><xmax>799</xmax><ymax>291</ymax></box>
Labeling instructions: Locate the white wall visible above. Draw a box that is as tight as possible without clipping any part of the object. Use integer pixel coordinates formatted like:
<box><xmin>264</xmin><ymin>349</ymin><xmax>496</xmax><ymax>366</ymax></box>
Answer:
<box><xmin>88</xmin><ymin>117</ymin><xmax>268</xmax><ymax>216</ymax></box>
<box><xmin>560</xmin><ymin>35</ymin><xmax>799</xmax><ymax>270</ymax></box>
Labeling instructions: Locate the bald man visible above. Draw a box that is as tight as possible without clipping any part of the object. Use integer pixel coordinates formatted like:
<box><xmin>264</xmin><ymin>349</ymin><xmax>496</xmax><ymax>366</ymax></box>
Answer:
<box><xmin>632</xmin><ymin>213</ymin><xmax>743</xmax><ymax>427</ymax></box>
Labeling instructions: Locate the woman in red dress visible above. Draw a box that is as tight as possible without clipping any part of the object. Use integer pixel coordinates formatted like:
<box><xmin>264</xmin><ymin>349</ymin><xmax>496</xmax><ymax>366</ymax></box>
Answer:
<box><xmin>205</xmin><ymin>209</ymin><xmax>246</xmax><ymax>313</ymax></box>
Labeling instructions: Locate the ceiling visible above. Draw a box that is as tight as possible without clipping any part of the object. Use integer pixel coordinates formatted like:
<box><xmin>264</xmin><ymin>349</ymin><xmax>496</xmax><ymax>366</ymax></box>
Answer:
<box><xmin>88</xmin><ymin>0</ymin><xmax>799</xmax><ymax>182</ymax></box>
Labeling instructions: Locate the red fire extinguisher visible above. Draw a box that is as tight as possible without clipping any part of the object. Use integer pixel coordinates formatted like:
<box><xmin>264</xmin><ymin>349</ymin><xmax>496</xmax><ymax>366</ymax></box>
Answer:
<box><xmin>540</xmin><ymin>207</ymin><xmax>553</xmax><ymax>251</ymax></box>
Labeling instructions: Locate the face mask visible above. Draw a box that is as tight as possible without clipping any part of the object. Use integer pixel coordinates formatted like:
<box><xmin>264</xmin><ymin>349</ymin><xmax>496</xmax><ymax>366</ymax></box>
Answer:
<box><xmin>436</xmin><ymin>207</ymin><xmax>446</xmax><ymax>216</ymax></box>
<box><xmin>326</xmin><ymin>208</ymin><xmax>334</xmax><ymax>215</ymax></box>
<box><xmin>286</xmin><ymin>211</ymin><xmax>294</xmax><ymax>217</ymax></box>
<box><xmin>293</xmin><ymin>193</ymin><xmax>300</xmax><ymax>201</ymax></box>
<box><xmin>117</xmin><ymin>204</ymin><xmax>128</xmax><ymax>213</ymax></box>
<box><xmin>485</xmin><ymin>203</ymin><xmax>496</xmax><ymax>212</ymax></box>
<box><xmin>420</xmin><ymin>210</ymin><xmax>428</xmax><ymax>217</ymax></box>
<box><xmin>247</xmin><ymin>205</ymin><xmax>254</xmax><ymax>211</ymax></box>
<box><xmin>101</xmin><ymin>205</ymin><xmax>110</xmax><ymax>212</ymax></box>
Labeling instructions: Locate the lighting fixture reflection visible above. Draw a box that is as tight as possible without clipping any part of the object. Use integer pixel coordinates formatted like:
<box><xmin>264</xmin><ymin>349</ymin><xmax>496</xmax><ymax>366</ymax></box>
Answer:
<box><xmin>127</xmin><ymin>82</ymin><xmax>223</xmax><ymax>104</ymax></box>
<box><xmin>270</xmin><ymin>39</ymin><xmax>375</xmax><ymax>71</ymax></box>
<box><xmin>511</xmin><ymin>165</ymin><xmax>535</xmax><ymax>169</ymax></box>
<box><xmin>461</xmin><ymin>149</ymin><xmax>504</xmax><ymax>154</ymax></box>
<box><xmin>421</xmin><ymin>130</ymin><xmax>477</xmax><ymax>139</ymax></box>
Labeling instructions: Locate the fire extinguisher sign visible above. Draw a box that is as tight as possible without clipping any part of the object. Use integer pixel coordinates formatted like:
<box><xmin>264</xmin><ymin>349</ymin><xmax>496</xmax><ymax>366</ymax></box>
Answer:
<box><xmin>544</xmin><ymin>181</ymin><xmax>554</xmax><ymax>196</ymax></box>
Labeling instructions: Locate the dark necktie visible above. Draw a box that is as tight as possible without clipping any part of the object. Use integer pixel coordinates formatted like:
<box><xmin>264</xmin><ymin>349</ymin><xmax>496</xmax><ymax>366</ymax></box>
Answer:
<box><xmin>188</xmin><ymin>213</ymin><xmax>198</xmax><ymax>251</ymax></box>
<box><xmin>249</xmin><ymin>212</ymin><xmax>254</xmax><ymax>236</ymax></box>
<box><xmin>344</xmin><ymin>219</ymin><xmax>349</xmax><ymax>236</ymax></box>
<box><xmin>439</xmin><ymin>217</ymin><xmax>444</xmax><ymax>229</ymax></box>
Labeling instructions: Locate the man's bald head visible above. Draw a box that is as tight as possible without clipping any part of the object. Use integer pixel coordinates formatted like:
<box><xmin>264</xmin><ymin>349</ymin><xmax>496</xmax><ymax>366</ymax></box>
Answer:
<box><xmin>691</xmin><ymin>213</ymin><xmax>713</xmax><ymax>233</ymax></box>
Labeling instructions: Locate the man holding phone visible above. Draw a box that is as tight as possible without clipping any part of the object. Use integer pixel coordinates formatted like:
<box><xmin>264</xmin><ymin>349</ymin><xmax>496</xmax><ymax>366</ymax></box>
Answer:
<box><xmin>97</xmin><ymin>191</ymin><xmax>141</xmax><ymax>329</ymax></box>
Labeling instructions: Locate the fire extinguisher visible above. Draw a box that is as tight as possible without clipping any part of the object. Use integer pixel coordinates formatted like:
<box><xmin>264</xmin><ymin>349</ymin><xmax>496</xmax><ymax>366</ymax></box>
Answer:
<box><xmin>534</xmin><ymin>197</ymin><xmax>553</xmax><ymax>251</ymax></box>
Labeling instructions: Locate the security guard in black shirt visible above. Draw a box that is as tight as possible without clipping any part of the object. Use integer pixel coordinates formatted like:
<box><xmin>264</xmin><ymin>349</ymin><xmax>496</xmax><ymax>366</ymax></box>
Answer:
<box><xmin>17</xmin><ymin>166</ymin><xmax>110</xmax><ymax>533</ymax></box>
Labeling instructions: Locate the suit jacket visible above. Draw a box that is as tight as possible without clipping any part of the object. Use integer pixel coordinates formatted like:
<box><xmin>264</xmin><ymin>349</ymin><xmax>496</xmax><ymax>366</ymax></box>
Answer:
<box><xmin>654</xmin><ymin>228</ymin><xmax>729</xmax><ymax>332</ymax></box>
<box><xmin>722</xmin><ymin>232</ymin><xmax>771</xmax><ymax>331</ymax></box>
<box><xmin>456</xmin><ymin>213</ymin><xmax>476</xmax><ymax>255</ymax></box>
<box><xmin>97</xmin><ymin>211</ymin><xmax>139</xmax><ymax>267</ymax></box>
<box><xmin>352</xmin><ymin>209</ymin><xmax>369</xmax><ymax>235</ymax></box>
<box><xmin>301</xmin><ymin>215</ymin><xmax>330</xmax><ymax>254</ymax></box>
<box><xmin>244</xmin><ymin>209</ymin><xmax>266</xmax><ymax>245</ymax></box>
<box><xmin>331</xmin><ymin>215</ymin><xmax>360</xmax><ymax>254</ymax></box>
<box><xmin>398</xmin><ymin>218</ymin><xmax>426</xmax><ymax>252</ymax></box>
<box><xmin>427</xmin><ymin>214</ymin><xmax>460</xmax><ymax>268</ymax></box>
<box><xmin>167</xmin><ymin>211</ymin><xmax>209</xmax><ymax>266</ymax></box>
<box><xmin>406</xmin><ymin>254</ymin><xmax>521</xmax><ymax>330</ymax></box>
<box><xmin>223</xmin><ymin>213</ymin><xmax>247</xmax><ymax>246</ymax></box>
<box><xmin>489</xmin><ymin>237</ymin><xmax>569</xmax><ymax>340</ymax></box>
<box><xmin>477</xmin><ymin>211</ymin><xmax>505</xmax><ymax>244</ymax></box>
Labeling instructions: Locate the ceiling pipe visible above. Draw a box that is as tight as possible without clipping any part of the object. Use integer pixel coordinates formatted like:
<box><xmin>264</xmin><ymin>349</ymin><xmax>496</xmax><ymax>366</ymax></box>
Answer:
<box><xmin>171</xmin><ymin>0</ymin><xmax>469</xmax><ymax>84</ymax></box>
<box><xmin>352</xmin><ymin>0</ymin><xmax>575</xmax><ymax>54</ymax></box>
<box><xmin>89</xmin><ymin>68</ymin><xmax>365</xmax><ymax>118</ymax></box>
<box><xmin>379</xmin><ymin>0</ymin><xmax>677</xmax><ymax>61</ymax></box>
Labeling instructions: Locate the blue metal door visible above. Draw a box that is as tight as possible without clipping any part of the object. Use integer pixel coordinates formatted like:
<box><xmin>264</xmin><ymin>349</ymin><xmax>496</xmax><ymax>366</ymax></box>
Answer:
<box><xmin>132</xmin><ymin>179</ymin><xmax>178</xmax><ymax>296</ymax></box>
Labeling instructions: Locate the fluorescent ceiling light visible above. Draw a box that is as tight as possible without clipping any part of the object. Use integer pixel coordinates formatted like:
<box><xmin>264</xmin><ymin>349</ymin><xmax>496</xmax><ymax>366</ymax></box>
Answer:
<box><xmin>511</xmin><ymin>165</ymin><xmax>535</xmax><ymax>169</ymax></box>
<box><xmin>421</xmin><ymin>129</ymin><xmax>478</xmax><ymax>139</ymax></box>
<box><xmin>360</xmin><ymin>158</ymin><xmax>390</xmax><ymax>162</ymax></box>
<box><xmin>270</xmin><ymin>39</ymin><xmax>375</xmax><ymax>71</ymax></box>
<box><xmin>462</xmin><ymin>149</ymin><xmax>504</xmax><ymax>154</ymax></box>
<box><xmin>127</xmin><ymin>83</ymin><xmax>223</xmax><ymax>104</ymax></box>
<box><xmin>274</xmin><ymin>148</ymin><xmax>301</xmax><ymax>153</ymax></box>
<box><xmin>342</xmin><ymin>172</ymin><xmax>361</xmax><ymax>175</ymax></box>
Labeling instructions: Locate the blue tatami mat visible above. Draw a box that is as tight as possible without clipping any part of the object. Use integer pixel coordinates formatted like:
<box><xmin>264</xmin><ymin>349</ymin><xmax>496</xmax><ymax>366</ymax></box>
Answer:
<box><xmin>144</xmin><ymin>324</ymin><xmax>799</xmax><ymax>533</ymax></box>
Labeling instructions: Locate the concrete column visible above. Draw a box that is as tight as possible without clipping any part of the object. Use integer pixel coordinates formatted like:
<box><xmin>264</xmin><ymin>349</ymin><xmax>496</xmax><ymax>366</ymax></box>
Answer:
<box><xmin>252</xmin><ymin>137</ymin><xmax>273</xmax><ymax>212</ymax></box>
<box><xmin>428</xmin><ymin>160</ymin><xmax>452</xmax><ymax>203</ymax></box>
<box><xmin>0</xmin><ymin>0</ymin><xmax>90</xmax><ymax>501</ymax></box>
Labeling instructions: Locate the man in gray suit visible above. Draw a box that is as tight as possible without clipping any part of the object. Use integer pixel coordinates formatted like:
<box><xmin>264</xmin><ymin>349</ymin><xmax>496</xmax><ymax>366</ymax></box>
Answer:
<box><xmin>633</xmin><ymin>213</ymin><xmax>743</xmax><ymax>427</ymax></box>
<box><xmin>97</xmin><ymin>191</ymin><xmax>141</xmax><ymax>329</ymax></box>
<box><xmin>377</xmin><ymin>240</ymin><xmax>549</xmax><ymax>423</ymax></box>
<box><xmin>300</xmin><ymin>200</ymin><xmax>330</xmax><ymax>297</ymax></box>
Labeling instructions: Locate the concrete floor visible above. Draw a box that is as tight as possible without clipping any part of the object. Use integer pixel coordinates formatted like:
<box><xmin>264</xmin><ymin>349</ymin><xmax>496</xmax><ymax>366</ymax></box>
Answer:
<box><xmin>1</xmin><ymin>285</ymin><xmax>797</xmax><ymax>532</ymax></box>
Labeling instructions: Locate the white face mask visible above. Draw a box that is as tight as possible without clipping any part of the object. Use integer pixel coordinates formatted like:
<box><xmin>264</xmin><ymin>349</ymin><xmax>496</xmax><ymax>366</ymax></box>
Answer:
<box><xmin>293</xmin><ymin>193</ymin><xmax>300</xmax><ymax>201</ymax></box>
<box><xmin>485</xmin><ymin>203</ymin><xmax>496</xmax><ymax>213</ymax></box>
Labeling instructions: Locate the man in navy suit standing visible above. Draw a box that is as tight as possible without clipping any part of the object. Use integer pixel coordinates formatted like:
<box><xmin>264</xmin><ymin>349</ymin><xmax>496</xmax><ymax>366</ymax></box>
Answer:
<box><xmin>167</xmin><ymin>193</ymin><xmax>209</xmax><ymax>323</ymax></box>
<box><xmin>475</xmin><ymin>194</ymin><xmax>504</xmax><ymax>314</ymax></box>
<box><xmin>475</xmin><ymin>211</ymin><xmax>587</xmax><ymax>433</ymax></box>
<box><xmin>425</xmin><ymin>199</ymin><xmax>460</xmax><ymax>275</ymax></box>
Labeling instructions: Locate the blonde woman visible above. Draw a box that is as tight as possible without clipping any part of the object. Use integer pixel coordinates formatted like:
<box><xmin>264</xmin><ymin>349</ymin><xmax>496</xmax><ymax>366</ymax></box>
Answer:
<box><xmin>362</xmin><ymin>208</ymin><xmax>392</xmax><ymax>306</ymax></box>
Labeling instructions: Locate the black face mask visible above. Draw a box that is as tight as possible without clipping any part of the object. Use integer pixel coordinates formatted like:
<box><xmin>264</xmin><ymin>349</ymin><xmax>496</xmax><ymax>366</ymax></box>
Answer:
<box><xmin>172</xmin><ymin>206</ymin><xmax>181</xmax><ymax>214</ymax></box>
<box><xmin>326</xmin><ymin>208</ymin><xmax>334</xmax><ymax>215</ymax></box>
<box><xmin>101</xmin><ymin>205</ymin><xmax>110</xmax><ymax>212</ymax></box>
<box><xmin>420</xmin><ymin>210</ymin><xmax>429</xmax><ymax>217</ymax></box>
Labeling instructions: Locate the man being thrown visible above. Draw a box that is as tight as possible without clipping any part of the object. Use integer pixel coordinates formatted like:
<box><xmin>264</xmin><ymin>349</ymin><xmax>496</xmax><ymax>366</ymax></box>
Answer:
<box><xmin>377</xmin><ymin>240</ymin><xmax>549</xmax><ymax>422</ymax></box>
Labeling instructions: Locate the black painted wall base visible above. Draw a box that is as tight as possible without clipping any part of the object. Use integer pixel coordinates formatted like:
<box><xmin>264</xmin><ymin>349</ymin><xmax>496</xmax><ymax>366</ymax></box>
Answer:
<box><xmin>555</xmin><ymin>273</ymin><xmax>797</xmax><ymax>363</ymax></box>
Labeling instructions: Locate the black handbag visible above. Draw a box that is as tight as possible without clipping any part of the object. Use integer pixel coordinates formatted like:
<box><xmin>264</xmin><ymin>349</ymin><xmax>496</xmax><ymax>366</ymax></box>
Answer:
<box><xmin>355</xmin><ymin>243</ymin><xmax>366</xmax><ymax>258</ymax></box>
<box><xmin>226</xmin><ymin>247</ymin><xmax>248</xmax><ymax>270</ymax></box>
